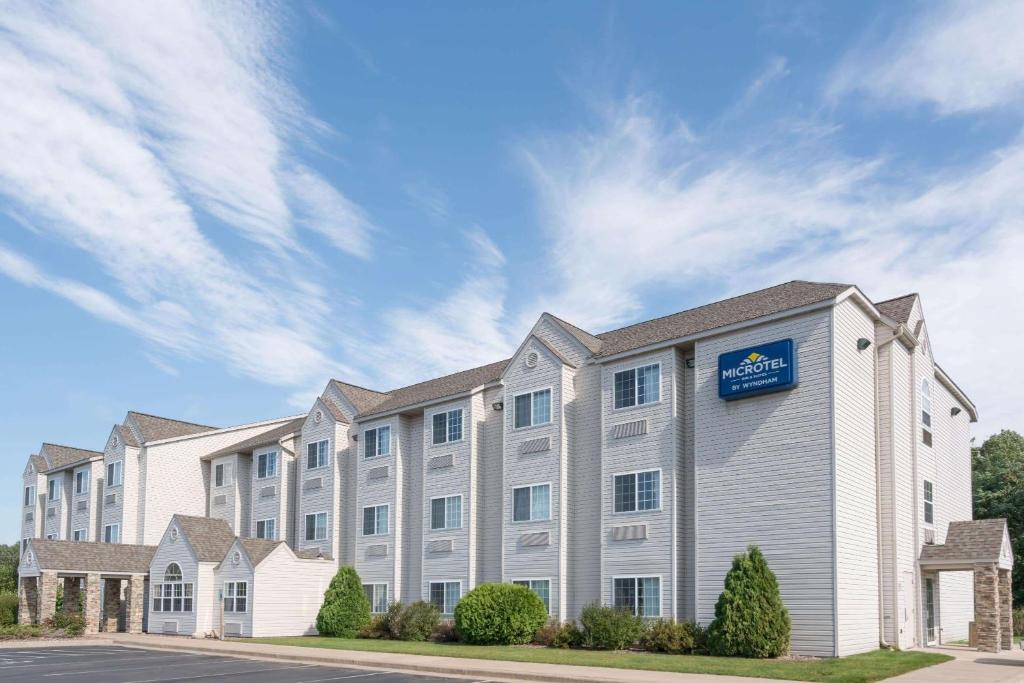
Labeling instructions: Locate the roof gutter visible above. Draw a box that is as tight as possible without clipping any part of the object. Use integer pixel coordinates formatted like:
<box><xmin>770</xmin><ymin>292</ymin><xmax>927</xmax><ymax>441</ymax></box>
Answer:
<box><xmin>934</xmin><ymin>365</ymin><xmax>978</xmax><ymax>422</ymax></box>
<box><xmin>356</xmin><ymin>381</ymin><xmax>501</xmax><ymax>423</ymax></box>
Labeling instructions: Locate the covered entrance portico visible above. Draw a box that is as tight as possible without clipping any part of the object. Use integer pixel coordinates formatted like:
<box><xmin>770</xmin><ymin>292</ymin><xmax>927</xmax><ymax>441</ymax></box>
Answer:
<box><xmin>17</xmin><ymin>539</ymin><xmax>155</xmax><ymax>634</ymax></box>
<box><xmin>919</xmin><ymin>519</ymin><xmax>1014</xmax><ymax>653</ymax></box>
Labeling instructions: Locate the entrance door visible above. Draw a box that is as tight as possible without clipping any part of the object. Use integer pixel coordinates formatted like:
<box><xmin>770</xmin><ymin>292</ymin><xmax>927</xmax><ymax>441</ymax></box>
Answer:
<box><xmin>923</xmin><ymin>578</ymin><xmax>937</xmax><ymax>645</ymax></box>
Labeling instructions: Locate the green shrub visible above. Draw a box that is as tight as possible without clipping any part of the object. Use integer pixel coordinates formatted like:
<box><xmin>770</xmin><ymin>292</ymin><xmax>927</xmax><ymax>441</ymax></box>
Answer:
<box><xmin>578</xmin><ymin>604</ymin><xmax>645</xmax><ymax>650</ymax></box>
<box><xmin>639</xmin><ymin>620</ymin><xmax>700</xmax><ymax>654</ymax></box>
<box><xmin>707</xmin><ymin>545</ymin><xmax>790</xmax><ymax>658</ymax></box>
<box><xmin>533</xmin><ymin>622</ymin><xmax>562</xmax><ymax>647</ymax></box>
<box><xmin>430</xmin><ymin>620</ymin><xmax>458</xmax><ymax>642</ymax></box>
<box><xmin>0</xmin><ymin>592</ymin><xmax>18</xmax><ymax>626</ymax></box>
<box><xmin>1014</xmin><ymin>608</ymin><xmax>1024</xmax><ymax>637</ymax></box>
<box><xmin>550</xmin><ymin>621</ymin><xmax>582</xmax><ymax>649</ymax></box>
<box><xmin>395</xmin><ymin>601</ymin><xmax>441</xmax><ymax>641</ymax></box>
<box><xmin>316</xmin><ymin>566</ymin><xmax>371</xmax><ymax>638</ymax></box>
<box><xmin>0</xmin><ymin>623</ymin><xmax>40</xmax><ymax>639</ymax></box>
<box><xmin>454</xmin><ymin>583</ymin><xmax>548</xmax><ymax>645</ymax></box>
<box><xmin>45</xmin><ymin>612</ymin><xmax>84</xmax><ymax>636</ymax></box>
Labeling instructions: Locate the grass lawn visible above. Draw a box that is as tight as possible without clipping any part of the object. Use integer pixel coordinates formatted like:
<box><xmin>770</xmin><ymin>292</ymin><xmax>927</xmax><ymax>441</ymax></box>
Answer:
<box><xmin>246</xmin><ymin>637</ymin><xmax>952</xmax><ymax>683</ymax></box>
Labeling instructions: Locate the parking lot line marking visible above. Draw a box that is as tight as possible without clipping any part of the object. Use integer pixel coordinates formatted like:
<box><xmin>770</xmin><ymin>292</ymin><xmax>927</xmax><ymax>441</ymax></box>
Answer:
<box><xmin>4</xmin><ymin>653</ymin><xmax>206</xmax><ymax>671</ymax></box>
<box><xmin>44</xmin><ymin>656</ymin><xmax>236</xmax><ymax>676</ymax></box>
<box><xmin>121</xmin><ymin>663</ymin><xmax>315</xmax><ymax>683</ymax></box>
<box><xmin>295</xmin><ymin>671</ymin><xmax>395</xmax><ymax>683</ymax></box>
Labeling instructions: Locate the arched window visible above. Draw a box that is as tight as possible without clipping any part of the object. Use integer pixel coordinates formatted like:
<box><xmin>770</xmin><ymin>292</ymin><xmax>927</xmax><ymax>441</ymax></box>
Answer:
<box><xmin>153</xmin><ymin>562</ymin><xmax>193</xmax><ymax>613</ymax></box>
<box><xmin>920</xmin><ymin>378</ymin><xmax>933</xmax><ymax>447</ymax></box>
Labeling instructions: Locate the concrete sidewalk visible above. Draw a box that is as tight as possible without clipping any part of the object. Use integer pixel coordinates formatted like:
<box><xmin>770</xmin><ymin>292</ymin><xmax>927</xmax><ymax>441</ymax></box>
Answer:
<box><xmin>103</xmin><ymin>632</ymin><xmax>801</xmax><ymax>683</ymax></box>
<box><xmin>888</xmin><ymin>645</ymin><xmax>1024</xmax><ymax>683</ymax></box>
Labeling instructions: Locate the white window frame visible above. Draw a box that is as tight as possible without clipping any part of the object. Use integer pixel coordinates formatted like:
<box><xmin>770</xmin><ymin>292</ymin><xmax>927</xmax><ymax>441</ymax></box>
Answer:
<box><xmin>427</xmin><ymin>579</ymin><xmax>462</xmax><ymax>615</ymax></box>
<box><xmin>304</xmin><ymin>511</ymin><xmax>328</xmax><ymax>542</ymax></box>
<box><xmin>611</xmin><ymin>575</ymin><xmax>662</xmax><ymax>618</ymax></box>
<box><xmin>255</xmin><ymin>517</ymin><xmax>277</xmax><ymax>540</ymax></box>
<box><xmin>612</xmin><ymin>468</ymin><xmax>662</xmax><ymax>514</ymax></box>
<box><xmin>511</xmin><ymin>482</ymin><xmax>552</xmax><ymax>523</ymax></box>
<box><xmin>362</xmin><ymin>504</ymin><xmax>390</xmax><ymax>536</ymax></box>
<box><xmin>214</xmin><ymin>462</ymin><xmax>229</xmax><ymax>488</ymax></box>
<box><xmin>223</xmin><ymin>581</ymin><xmax>248</xmax><ymax>613</ymax></box>
<box><xmin>72</xmin><ymin>528</ymin><xmax>87</xmax><ymax>542</ymax></box>
<box><xmin>513</xmin><ymin>387</ymin><xmax>553</xmax><ymax>430</ymax></box>
<box><xmin>363</xmin><ymin>582</ymin><xmax>389</xmax><ymax>614</ymax></box>
<box><xmin>152</xmin><ymin>563</ymin><xmax>194</xmax><ymax>613</ymax></box>
<box><xmin>47</xmin><ymin>479</ymin><xmax>60</xmax><ymax>502</ymax></box>
<box><xmin>74</xmin><ymin>469</ymin><xmax>90</xmax><ymax>496</ymax></box>
<box><xmin>920</xmin><ymin>378</ymin><xmax>933</xmax><ymax>447</ymax></box>
<box><xmin>24</xmin><ymin>485</ymin><xmax>35</xmax><ymax>508</ymax></box>
<box><xmin>612</xmin><ymin>362</ymin><xmax>662</xmax><ymax>410</ymax></box>
<box><xmin>256</xmin><ymin>451</ymin><xmax>278</xmax><ymax>479</ymax></box>
<box><xmin>430</xmin><ymin>408</ymin><xmax>464</xmax><ymax>446</ymax></box>
<box><xmin>430</xmin><ymin>494</ymin><xmax>463</xmax><ymax>531</ymax></box>
<box><xmin>104</xmin><ymin>523</ymin><xmax>120</xmax><ymax>544</ymax></box>
<box><xmin>924</xmin><ymin>480</ymin><xmax>934</xmax><ymax>526</ymax></box>
<box><xmin>306</xmin><ymin>440</ymin><xmax>330</xmax><ymax>470</ymax></box>
<box><xmin>106</xmin><ymin>460</ymin><xmax>123</xmax><ymax>488</ymax></box>
<box><xmin>46</xmin><ymin>534</ymin><xmax>56</xmax><ymax>540</ymax></box>
<box><xmin>510</xmin><ymin>577</ymin><xmax>552</xmax><ymax>614</ymax></box>
<box><xmin>364</xmin><ymin>425</ymin><xmax>392</xmax><ymax>459</ymax></box>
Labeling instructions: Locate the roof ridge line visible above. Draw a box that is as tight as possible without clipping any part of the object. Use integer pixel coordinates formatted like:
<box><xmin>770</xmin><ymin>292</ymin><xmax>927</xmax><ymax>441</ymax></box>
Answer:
<box><xmin>875</xmin><ymin>292</ymin><xmax>919</xmax><ymax>305</ymax></box>
<box><xmin>41</xmin><ymin>442</ymin><xmax>103</xmax><ymax>454</ymax></box>
<box><xmin>127</xmin><ymin>410</ymin><xmax>217</xmax><ymax>429</ymax></box>
<box><xmin>376</xmin><ymin>357</ymin><xmax>510</xmax><ymax>395</ymax></box>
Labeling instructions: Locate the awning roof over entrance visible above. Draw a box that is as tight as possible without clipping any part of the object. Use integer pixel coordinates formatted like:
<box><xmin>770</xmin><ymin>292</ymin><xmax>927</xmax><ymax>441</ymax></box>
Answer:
<box><xmin>919</xmin><ymin>518</ymin><xmax>1013</xmax><ymax>570</ymax></box>
<box><xmin>20</xmin><ymin>539</ymin><xmax>156</xmax><ymax>576</ymax></box>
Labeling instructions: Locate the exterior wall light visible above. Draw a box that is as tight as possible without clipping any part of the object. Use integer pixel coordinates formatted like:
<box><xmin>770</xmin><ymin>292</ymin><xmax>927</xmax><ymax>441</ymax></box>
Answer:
<box><xmin>951</xmin><ymin>407</ymin><xmax>962</xmax><ymax>417</ymax></box>
<box><xmin>857</xmin><ymin>338</ymin><xmax>872</xmax><ymax>351</ymax></box>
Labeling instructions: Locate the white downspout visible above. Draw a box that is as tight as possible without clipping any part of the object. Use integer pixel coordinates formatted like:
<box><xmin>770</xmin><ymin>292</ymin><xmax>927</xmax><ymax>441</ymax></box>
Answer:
<box><xmin>874</xmin><ymin>333</ymin><xmax>899</xmax><ymax>648</ymax></box>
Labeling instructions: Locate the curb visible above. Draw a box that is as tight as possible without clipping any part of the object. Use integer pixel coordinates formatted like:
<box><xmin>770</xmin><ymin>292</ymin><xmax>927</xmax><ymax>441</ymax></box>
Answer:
<box><xmin>0</xmin><ymin>637</ymin><xmax>115</xmax><ymax>649</ymax></box>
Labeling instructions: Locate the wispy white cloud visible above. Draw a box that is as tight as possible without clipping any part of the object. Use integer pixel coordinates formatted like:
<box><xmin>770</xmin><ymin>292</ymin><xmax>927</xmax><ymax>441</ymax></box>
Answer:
<box><xmin>827</xmin><ymin>0</ymin><xmax>1024</xmax><ymax>114</ymax></box>
<box><xmin>0</xmin><ymin>0</ymin><xmax>372</xmax><ymax>389</ymax></box>
<box><xmin>403</xmin><ymin>181</ymin><xmax>451</xmax><ymax>224</ymax></box>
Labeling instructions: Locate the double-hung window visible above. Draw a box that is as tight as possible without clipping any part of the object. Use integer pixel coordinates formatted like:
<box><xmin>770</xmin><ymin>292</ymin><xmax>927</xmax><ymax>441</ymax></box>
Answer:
<box><xmin>920</xmin><ymin>379</ymin><xmax>933</xmax><ymax>447</ymax></box>
<box><xmin>223</xmin><ymin>581</ymin><xmax>247</xmax><ymax>613</ymax></box>
<box><xmin>23</xmin><ymin>485</ymin><xmax>35</xmax><ymax>507</ymax></box>
<box><xmin>363</xmin><ymin>583</ymin><xmax>388</xmax><ymax>613</ymax></box>
<box><xmin>47</xmin><ymin>479</ymin><xmax>60</xmax><ymax>502</ymax></box>
<box><xmin>307</xmin><ymin>440</ymin><xmax>329</xmax><ymax>469</ymax></box>
<box><xmin>104</xmin><ymin>524</ymin><xmax>120</xmax><ymax>543</ymax></box>
<box><xmin>512</xmin><ymin>483</ymin><xmax>551</xmax><ymax>522</ymax></box>
<box><xmin>106</xmin><ymin>460</ymin><xmax>123</xmax><ymax>487</ymax></box>
<box><xmin>429</xmin><ymin>581</ymin><xmax>461</xmax><ymax>615</ymax></box>
<box><xmin>613</xmin><ymin>470</ymin><xmax>661</xmax><ymax>513</ymax></box>
<box><xmin>152</xmin><ymin>563</ymin><xmax>193</xmax><ymax>613</ymax></box>
<box><xmin>256</xmin><ymin>451</ymin><xmax>278</xmax><ymax>479</ymax></box>
<box><xmin>514</xmin><ymin>389</ymin><xmax>552</xmax><ymax>429</ymax></box>
<box><xmin>73</xmin><ymin>529</ymin><xmax>86</xmax><ymax>542</ymax></box>
<box><xmin>364</xmin><ymin>426</ymin><xmax>391</xmax><ymax>458</ymax></box>
<box><xmin>923</xmin><ymin>480</ymin><xmax>934</xmax><ymax>525</ymax></box>
<box><xmin>612</xmin><ymin>576</ymin><xmax>661</xmax><ymax>617</ymax></box>
<box><xmin>613</xmin><ymin>363</ymin><xmax>661</xmax><ymax>409</ymax></box>
<box><xmin>362</xmin><ymin>505</ymin><xmax>389</xmax><ymax>536</ymax></box>
<box><xmin>432</xmin><ymin>409</ymin><xmax>463</xmax><ymax>445</ymax></box>
<box><xmin>255</xmin><ymin>518</ymin><xmax>277</xmax><ymax>540</ymax></box>
<box><xmin>304</xmin><ymin>512</ymin><xmax>327</xmax><ymax>541</ymax></box>
<box><xmin>214</xmin><ymin>463</ymin><xmax>230</xmax><ymax>487</ymax></box>
<box><xmin>430</xmin><ymin>495</ymin><xmax>462</xmax><ymax>530</ymax></box>
<box><xmin>74</xmin><ymin>470</ymin><xmax>89</xmax><ymax>495</ymax></box>
<box><xmin>512</xmin><ymin>579</ymin><xmax>551</xmax><ymax>612</ymax></box>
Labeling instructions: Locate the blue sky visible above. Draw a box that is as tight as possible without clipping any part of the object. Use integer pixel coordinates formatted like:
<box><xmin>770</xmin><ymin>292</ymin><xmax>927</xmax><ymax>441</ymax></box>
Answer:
<box><xmin>2</xmin><ymin>1</ymin><xmax>1022</xmax><ymax>543</ymax></box>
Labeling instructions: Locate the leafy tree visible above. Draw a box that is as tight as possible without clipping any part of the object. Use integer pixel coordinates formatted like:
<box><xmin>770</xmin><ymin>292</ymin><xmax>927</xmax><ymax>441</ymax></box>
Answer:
<box><xmin>973</xmin><ymin>430</ymin><xmax>1024</xmax><ymax>607</ymax></box>
<box><xmin>0</xmin><ymin>543</ymin><xmax>19</xmax><ymax>595</ymax></box>
<box><xmin>707</xmin><ymin>545</ymin><xmax>790</xmax><ymax>658</ymax></box>
<box><xmin>315</xmin><ymin>566</ymin><xmax>371</xmax><ymax>637</ymax></box>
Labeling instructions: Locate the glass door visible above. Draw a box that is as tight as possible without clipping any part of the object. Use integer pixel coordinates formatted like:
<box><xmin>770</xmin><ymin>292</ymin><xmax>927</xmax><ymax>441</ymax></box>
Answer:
<box><xmin>923</xmin><ymin>577</ymin><xmax>937</xmax><ymax>644</ymax></box>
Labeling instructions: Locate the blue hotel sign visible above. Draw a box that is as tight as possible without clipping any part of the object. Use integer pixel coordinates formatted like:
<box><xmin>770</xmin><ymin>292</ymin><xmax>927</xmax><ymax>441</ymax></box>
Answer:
<box><xmin>718</xmin><ymin>339</ymin><xmax>798</xmax><ymax>400</ymax></box>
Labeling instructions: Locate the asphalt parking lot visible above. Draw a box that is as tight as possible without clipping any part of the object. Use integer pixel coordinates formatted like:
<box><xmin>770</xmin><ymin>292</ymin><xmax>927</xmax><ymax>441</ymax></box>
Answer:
<box><xmin>0</xmin><ymin>646</ymin><xmax>485</xmax><ymax>683</ymax></box>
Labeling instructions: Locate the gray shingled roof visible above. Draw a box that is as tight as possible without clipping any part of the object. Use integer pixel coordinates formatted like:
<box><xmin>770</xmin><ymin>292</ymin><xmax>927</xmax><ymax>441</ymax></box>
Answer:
<box><xmin>28</xmin><ymin>454</ymin><xmax>46</xmax><ymax>472</ymax></box>
<box><xmin>118</xmin><ymin>424</ymin><xmax>140</xmax><ymax>448</ymax></box>
<box><xmin>329</xmin><ymin>381</ymin><xmax>389</xmax><ymax>415</ymax></box>
<box><xmin>920</xmin><ymin>519</ymin><xmax>1009</xmax><ymax>564</ymax></box>
<box><xmin>27</xmin><ymin>539</ymin><xmax>155</xmax><ymax>573</ymax></box>
<box><xmin>204</xmin><ymin>418</ymin><xmax>304</xmax><ymax>460</ymax></box>
<box><xmin>547</xmin><ymin>314</ymin><xmax>604</xmax><ymax>354</ymax></box>
<box><xmin>173</xmin><ymin>515</ymin><xmax>236</xmax><ymax>562</ymax></box>
<box><xmin>876</xmin><ymin>293</ymin><xmax>917</xmax><ymax>324</ymax></box>
<box><xmin>237</xmin><ymin>538</ymin><xmax>286</xmax><ymax>566</ymax></box>
<box><xmin>353</xmin><ymin>359</ymin><xmax>510</xmax><ymax>420</ymax></box>
<box><xmin>40</xmin><ymin>443</ymin><xmax>104</xmax><ymax>473</ymax></box>
<box><xmin>128</xmin><ymin>411</ymin><xmax>217</xmax><ymax>443</ymax></box>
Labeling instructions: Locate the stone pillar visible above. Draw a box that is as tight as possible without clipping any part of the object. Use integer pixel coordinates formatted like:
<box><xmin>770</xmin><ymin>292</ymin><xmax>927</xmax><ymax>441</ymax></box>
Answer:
<box><xmin>63</xmin><ymin>577</ymin><xmax>82</xmax><ymax>613</ymax></box>
<box><xmin>974</xmin><ymin>563</ymin><xmax>1002</xmax><ymax>653</ymax></box>
<box><xmin>126</xmin><ymin>574</ymin><xmax>146</xmax><ymax>634</ymax></box>
<box><xmin>83</xmin><ymin>573</ymin><xmax>101</xmax><ymax>634</ymax></box>
<box><xmin>38</xmin><ymin>571</ymin><xmax>58</xmax><ymax>624</ymax></box>
<box><xmin>103</xmin><ymin>579</ymin><xmax>121</xmax><ymax>633</ymax></box>
<box><xmin>18</xmin><ymin>577</ymin><xmax>38</xmax><ymax>625</ymax></box>
<box><xmin>999</xmin><ymin>569</ymin><xmax>1013</xmax><ymax>650</ymax></box>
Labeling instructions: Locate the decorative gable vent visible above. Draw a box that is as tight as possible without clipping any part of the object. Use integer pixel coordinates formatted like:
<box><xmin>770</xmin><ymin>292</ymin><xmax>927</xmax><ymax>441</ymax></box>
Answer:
<box><xmin>213</xmin><ymin>495</ymin><xmax>226</xmax><ymax>506</ymax></box>
<box><xmin>427</xmin><ymin>539</ymin><xmax>454</xmax><ymax>554</ymax></box>
<box><xmin>303</xmin><ymin>477</ymin><xmax>323</xmax><ymax>491</ymax></box>
<box><xmin>610</xmin><ymin>524</ymin><xmax>648</xmax><ymax>542</ymax></box>
<box><xmin>105</xmin><ymin>493</ymin><xmax>117</xmax><ymax>506</ymax></box>
<box><xmin>525</xmin><ymin>350</ymin><xmax>539</xmax><ymax>368</ymax></box>
<box><xmin>367</xmin><ymin>466</ymin><xmax>389</xmax><ymax>481</ymax></box>
<box><xmin>366</xmin><ymin>544</ymin><xmax>388</xmax><ymax>558</ymax></box>
<box><xmin>429</xmin><ymin>454</ymin><xmax>453</xmax><ymax>470</ymax></box>
<box><xmin>520</xmin><ymin>437</ymin><xmax>550</xmax><ymax>455</ymax></box>
<box><xmin>259</xmin><ymin>486</ymin><xmax>276</xmax><ymax>499</ymax></box>
<box><xmin>518</xmin><ymin>532</ymin><xmax>550</xmax><ymax>547</ymax></box>
<box><xmin>76</xmin><ymin>500</ymin><xmax>88</xmax><ymax>511</ymax></box>
<box><xmin>611</xmin><ymin>419</ymin><xmax>648</xmax><ymax>440</ymax></box>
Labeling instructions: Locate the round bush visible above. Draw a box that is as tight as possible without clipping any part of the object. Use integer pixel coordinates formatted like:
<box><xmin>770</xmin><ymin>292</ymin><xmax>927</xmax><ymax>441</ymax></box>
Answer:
<box><xmin>639</xmin><ymin>620</ymin><xmax>698</xmax><ymax>654</ymax></box>
<box><xmin>454</xmin><ymin>583</ymin><xmax>548</xmax><ymax>645</ymax></box>
<box><xmin>707</xmin><ymin>545</ymin><xmax>790</xmax><ymax>658</ymax></box>
<box><xmin>578</xmin><ymin>604</ymin><xmax>644</xmax><ymax>650</ymax></box>
<box><xmin>316</xmin><ymin>566</ymin><xmax>371</xmax><ymax>637</ymax></box>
